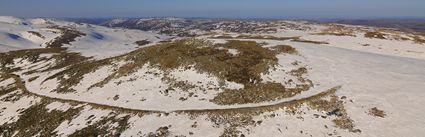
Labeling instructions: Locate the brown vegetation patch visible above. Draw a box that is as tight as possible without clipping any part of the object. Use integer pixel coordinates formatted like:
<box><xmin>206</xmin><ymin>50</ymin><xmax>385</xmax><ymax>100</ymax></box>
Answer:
<box><xmin>412</xmin><ymin>36</ymin><xmax>425</xmax><ymax>44</ymax></box>
<box><xmin>270</xmin><ymin>45</ymin><xmax>298</xmax><ymax>54</ymax></box>
<box><xmin>0</xmin><ymin>74</ymin><xmax>17</xmax><ymax>97</ymax></box>
<box><xmin>0</xmin><ymin>99</ymin><xmax>82</xmax><ymax>137</ymax></box>
<box><xmin>212</xmin><ymin>82</ymin><xmax>310</xmax><ymax>105</ymax></box>
<box><xmin>307</xmin><ymin>92</ymin><xmax>361</xmax><ymax>133</ymax></box>
<box><xmin>289</xmin><ymin>67</ymin><xmax>308</xmax><ymax>77</ymax></box>
<box><xmin>135</xmin><ymin>39</ymin><xmax>151</xmax><ymax>46</ymax></box>
<box><xmin>27</xmin><ymin>31</ymin><xmax>45</xmax><ymax>39</ymax></box>
<box><xmin>364</xmin><ymin>31</ymin><xmax>387</xmax><ymax>39</ymax></box>
<box><xmin>0</xmin><ymin>48</ymin><xmax>98</xmax><ymax>93</ymax></box>
<box><xmin>92</xmin><ymin>39</ymin><xmax>278</xmax><ymax>89</ymax></box>
<box><xmin>368</xmin><ymin>107</ymin><xmax>386</xmax><ymax>118</ymax></box>
<box><xmin>314</xmin><ymin>24</ymin><xmax>356</xmax><ymax>37</ymax></box>
<box><xmin>44</xmin><ymin>58</ymin><xmax>113</xmax><ymax>93</ymax></box>
<box><xmin>236</xmin><ymin>35</ymin><xmax>299</xmax><ymax>41</ymax></box>
<box><xmin>0</xmin><ymin>48</ymin><xmax>89</xmax><ymax>75</ymax></box>
<box><xmin>210</xmin><ymin>34</ymin><xmax>299</xmax><ymax>41</ymax></box>
<box><xmin>148</xmin><ymin>126</ymin><xmax>171</xmax><ymax>137</ymax></box>
<box><xmin>46</xmin><ymin>26</ymin><xmax>86</xmax><ymax>48</ymax></box>
<box><xmin>69</xmin><ymin>114</ymin><xmax>131</xmax><ymax>137</ymax></box>
<box><xmin>28</xmin><ymin>76</ymin><xmax>39</xmax><ymax>82</ymax></box>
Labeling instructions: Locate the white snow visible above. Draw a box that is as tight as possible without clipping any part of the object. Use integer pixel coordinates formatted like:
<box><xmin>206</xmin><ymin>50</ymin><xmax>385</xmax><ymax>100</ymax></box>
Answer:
<box><xmin>0</xmin><ymin>16</ymin><xmax>24</xmax><ymax>25</ymax></box>
<box><xmin>121</xmin><ymin>113</ymin><xmax>224</xmax><ymax>137</ymax></box>
<box><xmin>45</xmin><ymin>102</ymin><xmax>73</xmax><ymax>113</ymax></box>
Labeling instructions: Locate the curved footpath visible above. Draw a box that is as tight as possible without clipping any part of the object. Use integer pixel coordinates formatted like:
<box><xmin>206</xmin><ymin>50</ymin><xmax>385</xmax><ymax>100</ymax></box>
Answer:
<box><xmin>9</xmin><ymin>73</ymin><xmax>338</xmax><ymax>114</ymax></box>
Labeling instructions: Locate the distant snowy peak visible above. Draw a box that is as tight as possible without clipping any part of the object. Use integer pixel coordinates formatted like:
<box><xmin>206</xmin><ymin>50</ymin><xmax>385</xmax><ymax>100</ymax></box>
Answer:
<box><xmin>101</xmin><ymin>17</ymin><xmax>189</xmax><ymax>31</ymax></box>
<box><xmin>0</xmin><ymin>16</ymin><xmax>50</xmax><ymax>25</ymax></box>
<box><xmin>27</xmin><ymin>18</ymin><xmax>48</xmax><ymax>25</ymax></box>
<box><xmin>0</xmin><ymin>16</ymin><xmax>25</xmax><ymax>25</ymax></box>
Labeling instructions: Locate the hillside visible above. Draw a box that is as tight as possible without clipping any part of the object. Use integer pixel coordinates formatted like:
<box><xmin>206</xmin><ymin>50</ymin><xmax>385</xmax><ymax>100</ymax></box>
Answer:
<box><xmin>1</xmin><ymin>16</ymin><xmax>425</xmax><ymax>137</ymax></box>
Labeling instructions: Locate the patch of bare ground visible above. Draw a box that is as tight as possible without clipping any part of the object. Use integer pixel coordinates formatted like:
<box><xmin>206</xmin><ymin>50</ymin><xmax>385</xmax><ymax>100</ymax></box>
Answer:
<box><xmin>46</xmin><ymin>26</ymin><xmax>86</xmax><ymax>48</ymax></box>
<box><xmin>368</xmin><ymin>107</ymin><xmax>386</xmax><ymax>118</ymax></box>
<box><xmin>27</xmin><ymin>31</ymin><xmax>45</xmax><ymax>39</ymax></box>
<box><xmin>306</xmin><ymin>92</ymin><xmax>361</xmax><ymax>133</ymax></box>
<box><xmin>135</xmin><ymin>39</ymin><xmax>151</xmax><ymax>46</ymax></box>
<box><xmin>314</xmin><ymin>24</ymin><xmax>356</xmax><ymax>37</ymax></box>
<box><xmin>291</xmin><ymin>37</ymin><xmax>330</xmax><ymax>44</ymax></box>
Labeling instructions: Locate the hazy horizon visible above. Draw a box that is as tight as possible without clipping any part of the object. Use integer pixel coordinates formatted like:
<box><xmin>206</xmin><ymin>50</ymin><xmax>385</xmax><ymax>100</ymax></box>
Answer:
<box><xmin>1</xmin><ymin>0</ymin><xmax>424</xmax><ymax>19</ymax></box>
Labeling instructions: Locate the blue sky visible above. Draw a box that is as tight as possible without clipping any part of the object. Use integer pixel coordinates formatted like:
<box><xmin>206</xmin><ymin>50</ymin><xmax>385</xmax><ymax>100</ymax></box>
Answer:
<box><xmin>0</xmin><ymin>0</ymin><xmax>424</xmax><ymax>19</ymax></box>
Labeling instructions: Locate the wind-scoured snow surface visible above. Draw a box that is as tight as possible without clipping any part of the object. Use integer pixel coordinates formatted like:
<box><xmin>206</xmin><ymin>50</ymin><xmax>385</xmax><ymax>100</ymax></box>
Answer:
<box><xmin>1</xmin><ymin>16</ymin><xmax>425</xmax><ymax>137</ymax></box>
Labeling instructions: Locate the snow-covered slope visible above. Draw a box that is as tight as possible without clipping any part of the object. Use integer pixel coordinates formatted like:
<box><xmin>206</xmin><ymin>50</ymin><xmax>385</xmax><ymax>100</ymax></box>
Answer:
<box><xmin>1</xmin><ymin>16</ymin><xmax>425</xmax><ymax>136</ymax></box>
<box><xmin>0</xmin><ymin>16</ymin><xmax>167</xmax><ymax>58</ymax></box>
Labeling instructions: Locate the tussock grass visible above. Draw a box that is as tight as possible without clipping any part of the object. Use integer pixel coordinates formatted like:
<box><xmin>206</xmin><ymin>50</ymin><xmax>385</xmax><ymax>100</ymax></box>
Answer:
<box><xmin>314</xmin><ymin>24</ymin><xmax>356</xmax><ymax>37</ymax></box>
<box><xmin>364</xmin><ymin>31</ymin><xmax>387</xmax><ymax>39</ymax></box>
<box><xmin>212</xmin><ymin>82</ymin><xmax>308</xmax><ymax>105</ymax></box>
<box><xmin>271</xmin><ymin>45</ymin><xmax>298</xmax><ymax>54</ymax></box>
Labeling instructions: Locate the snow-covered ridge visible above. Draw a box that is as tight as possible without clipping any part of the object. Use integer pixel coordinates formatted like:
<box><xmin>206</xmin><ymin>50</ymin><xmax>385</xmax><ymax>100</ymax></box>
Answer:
<box><xmin>0</xmin><ymin>16</ymin><xmax>168</xmax><ymax>59</ymax></box>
